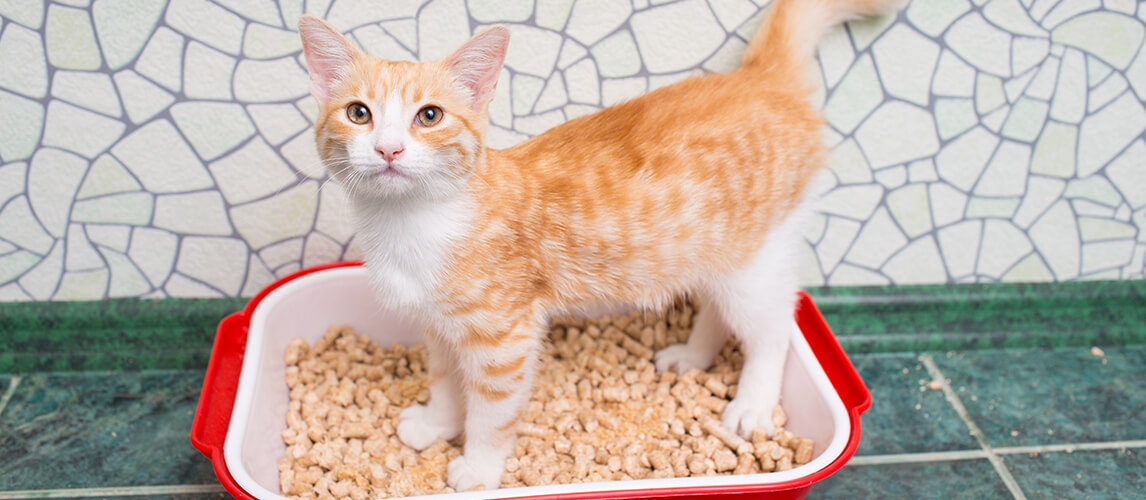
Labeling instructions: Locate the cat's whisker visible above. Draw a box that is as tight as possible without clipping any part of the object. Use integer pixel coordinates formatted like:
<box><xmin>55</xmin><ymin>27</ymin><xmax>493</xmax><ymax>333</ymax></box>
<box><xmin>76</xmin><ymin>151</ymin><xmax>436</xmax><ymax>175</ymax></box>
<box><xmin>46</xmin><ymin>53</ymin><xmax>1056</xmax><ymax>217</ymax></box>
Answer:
<box><xmin>340</xmin><ymin>168</ymin><xmax>362</xmax><ymax>197</ymax></box>
<box><xmin>315</xmin><ymin>168</ymin><xmax>358</xmax><ymax>233</ymax></box>
<box><xmin>268</xmin><ymin>171</ymin><xmax>319</xmax><ymax>202</ymax></box>
<box><xmin>267</xmin><ymin>158</ymin><xmax>354</xmax><ymax>205</ymax></box>
<box><xmin>347</xmin><ymin>170</ymin><xmax>371</xmax><ymax>199</ymax></box>
<box><xmin>315</xmin><ymin>174</ymin><xmax>342</xmax><ymax>196</ymax></box>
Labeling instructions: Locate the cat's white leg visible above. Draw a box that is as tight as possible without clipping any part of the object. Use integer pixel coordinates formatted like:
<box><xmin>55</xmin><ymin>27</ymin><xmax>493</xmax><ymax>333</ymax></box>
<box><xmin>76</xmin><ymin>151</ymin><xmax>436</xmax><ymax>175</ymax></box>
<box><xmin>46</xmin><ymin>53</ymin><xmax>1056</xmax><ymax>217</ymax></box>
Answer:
<box><xmin>397</xmin><ymin>334</ymin><xmax>464</xmax><ymax>449</ymax></box>
<box><xmin>447</xmin><ymin>317</ymin><xmax>540</xmax><ymax>491</ymax></box>
<box><xmin>712</xmin><ymin>208</ymin><xmax>807</xmax><ymax>438</ymax></box>
<box><xmin>654</xmin><ymin>296</ymin><xmax>728</xmax><ymax>373</ymax></box>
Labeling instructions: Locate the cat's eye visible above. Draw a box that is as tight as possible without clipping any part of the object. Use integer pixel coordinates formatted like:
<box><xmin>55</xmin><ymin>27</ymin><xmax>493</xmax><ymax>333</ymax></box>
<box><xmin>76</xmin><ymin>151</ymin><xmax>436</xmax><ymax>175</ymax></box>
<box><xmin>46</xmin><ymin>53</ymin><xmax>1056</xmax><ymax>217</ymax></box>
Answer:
<box><xmin>416</xmin><ymin>105</ymin><xmax>444</xmax><ymax>127</ymax></box>
<box><xmin>346</xmin><ymin>103</ymin><xmax>371</xmax><ymax>124</ymax></box>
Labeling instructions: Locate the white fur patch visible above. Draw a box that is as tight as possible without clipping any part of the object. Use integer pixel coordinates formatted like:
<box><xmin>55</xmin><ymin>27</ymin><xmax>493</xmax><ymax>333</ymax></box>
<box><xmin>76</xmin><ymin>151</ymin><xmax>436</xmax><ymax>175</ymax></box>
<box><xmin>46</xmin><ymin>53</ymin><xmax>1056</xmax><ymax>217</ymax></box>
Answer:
<box><xmin>354</xmin><ymin>195</ymin><xmax>474</xmax><ymax>319</ymax></box>
<box><xmin>374</xmin><ymin>91</ymin><xmax>410</xmax><ymax>155</ymax></box>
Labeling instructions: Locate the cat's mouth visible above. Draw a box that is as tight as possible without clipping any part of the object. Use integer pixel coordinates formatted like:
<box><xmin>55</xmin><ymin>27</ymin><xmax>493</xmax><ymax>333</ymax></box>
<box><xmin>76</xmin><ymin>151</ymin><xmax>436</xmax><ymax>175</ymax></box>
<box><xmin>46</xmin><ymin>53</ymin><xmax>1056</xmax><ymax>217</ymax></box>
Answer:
<box><xmin>373</xmin><ymin>164</ymin><xmax>407</xmax><ymax>179</ymax></box>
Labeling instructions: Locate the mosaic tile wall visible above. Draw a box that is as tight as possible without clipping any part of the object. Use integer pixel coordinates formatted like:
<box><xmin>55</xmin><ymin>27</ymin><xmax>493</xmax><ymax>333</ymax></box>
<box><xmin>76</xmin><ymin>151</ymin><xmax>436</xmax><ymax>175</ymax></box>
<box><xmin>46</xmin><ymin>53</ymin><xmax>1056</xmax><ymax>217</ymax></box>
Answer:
<box><xmin>0</xmin><ymin>0</ymin><xmax>1144</xmax><ymax>301</ymax></box>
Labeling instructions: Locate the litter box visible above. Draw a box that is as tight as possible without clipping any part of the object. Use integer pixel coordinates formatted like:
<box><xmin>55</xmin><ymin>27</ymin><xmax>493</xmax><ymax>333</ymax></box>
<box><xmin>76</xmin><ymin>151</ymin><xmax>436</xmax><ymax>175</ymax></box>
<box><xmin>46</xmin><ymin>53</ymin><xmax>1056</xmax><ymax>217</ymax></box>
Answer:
<box><xmin>191</xmin><ymin>261</ymin><xmax>870</xmax><ymax>499</ymax></box>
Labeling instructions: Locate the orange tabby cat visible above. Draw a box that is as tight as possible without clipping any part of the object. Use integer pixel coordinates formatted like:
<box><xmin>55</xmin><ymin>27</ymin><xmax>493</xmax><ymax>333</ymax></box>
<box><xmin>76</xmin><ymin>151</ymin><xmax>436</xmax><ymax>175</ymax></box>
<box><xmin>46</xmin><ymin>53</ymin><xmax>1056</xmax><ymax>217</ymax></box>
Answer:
<box><xmin>299</xmin><ymin>0</ymin><xmax>905</xmax><ymax>490</ymax></box>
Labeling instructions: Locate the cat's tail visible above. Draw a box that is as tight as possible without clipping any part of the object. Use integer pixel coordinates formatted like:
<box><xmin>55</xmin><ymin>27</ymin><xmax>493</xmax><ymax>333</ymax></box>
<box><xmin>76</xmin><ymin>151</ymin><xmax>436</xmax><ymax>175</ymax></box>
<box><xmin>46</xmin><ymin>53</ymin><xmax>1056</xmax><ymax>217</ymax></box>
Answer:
<box><xmin>741</xmin><ymin>0</ymin><xmax>905</xmax><ymax>76</ymax></box>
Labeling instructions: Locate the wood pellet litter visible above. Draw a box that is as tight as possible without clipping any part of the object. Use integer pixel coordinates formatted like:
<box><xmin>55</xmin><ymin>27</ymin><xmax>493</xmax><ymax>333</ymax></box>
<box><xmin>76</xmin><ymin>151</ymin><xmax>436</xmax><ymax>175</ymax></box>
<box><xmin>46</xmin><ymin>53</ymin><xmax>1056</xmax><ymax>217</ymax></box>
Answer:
<box><xmin>277</xmin><ymin>307</ymin><xmax>814</xmax><ymax>499</ymax></box>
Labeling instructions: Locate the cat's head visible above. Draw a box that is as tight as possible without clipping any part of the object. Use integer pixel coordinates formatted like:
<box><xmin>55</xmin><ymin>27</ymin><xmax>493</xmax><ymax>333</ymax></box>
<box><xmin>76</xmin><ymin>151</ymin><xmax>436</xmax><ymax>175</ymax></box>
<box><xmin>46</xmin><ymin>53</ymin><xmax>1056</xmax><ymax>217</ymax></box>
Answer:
<box><xmin>298</xmin><ymin>15</ymin><xmax>508</xmax><ymax>201</ymax></box>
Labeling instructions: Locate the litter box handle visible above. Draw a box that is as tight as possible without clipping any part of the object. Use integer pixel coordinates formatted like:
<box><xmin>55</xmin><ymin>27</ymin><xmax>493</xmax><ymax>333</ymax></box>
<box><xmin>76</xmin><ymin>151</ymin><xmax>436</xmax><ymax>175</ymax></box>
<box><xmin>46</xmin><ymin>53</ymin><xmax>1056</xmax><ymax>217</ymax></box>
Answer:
<box><xmin>190</xmin><ymin>311</ymin><xmax>257</xmax><ymax>499</ymax></box>
<box><xmin>795</xmin><ymin>291</ymin><xmax>872</xmax><ymax>415</ymax></box>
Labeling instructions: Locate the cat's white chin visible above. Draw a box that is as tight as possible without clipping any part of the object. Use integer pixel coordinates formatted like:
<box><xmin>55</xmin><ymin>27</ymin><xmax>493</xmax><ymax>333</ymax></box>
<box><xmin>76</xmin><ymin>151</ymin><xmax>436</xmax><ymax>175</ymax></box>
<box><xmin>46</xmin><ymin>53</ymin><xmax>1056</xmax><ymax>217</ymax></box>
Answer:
<box><xmin>341</xmin><ymin>167</ymin><xmax>419</xmax><ymax>199</ymax></box>
<box><xmin>367</xmin><ymin>166</ymin><xmax>411</xmax><ymax>186</ymax></box>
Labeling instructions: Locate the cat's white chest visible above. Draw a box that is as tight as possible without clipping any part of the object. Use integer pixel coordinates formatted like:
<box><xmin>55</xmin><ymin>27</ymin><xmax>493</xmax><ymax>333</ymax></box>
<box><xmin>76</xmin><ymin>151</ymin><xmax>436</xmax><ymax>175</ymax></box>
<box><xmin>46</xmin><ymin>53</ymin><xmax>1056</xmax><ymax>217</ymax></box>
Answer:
<box><xmin>354</xmin><ymin>197</ymin><xmax>472</xmax><ymax>314</ymax></box>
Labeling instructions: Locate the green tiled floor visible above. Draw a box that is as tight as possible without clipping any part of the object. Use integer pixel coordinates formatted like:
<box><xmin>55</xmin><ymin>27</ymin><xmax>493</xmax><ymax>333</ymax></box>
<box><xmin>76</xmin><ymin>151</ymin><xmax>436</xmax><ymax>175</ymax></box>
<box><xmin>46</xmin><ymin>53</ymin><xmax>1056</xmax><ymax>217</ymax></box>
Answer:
<box><xmin>0</xmin><ymin>372</ymin><xmax>216</xmax><ymax>490</ymax></box>
<box><xmin>845</xmin><ymin>354</ymin><xmax>978</xmax><ymax>455</ymax></box>
<box><xmin>5</xmin><ymin>348</ymin><xmax>1141</xmax><ymax>499</ymax></box>
<box><xmin>0</xmin><ymin>282</ymin><xmax>1143</xmax><ymax>499</ymax></box>
<box><xmin>936</xmin><ymin>348</ymin><xmax>1146</xmax><ymax>447</ymax></box>
<box><xmin>1006</xmin><ymin>448</ymin><xmax>1146</xmax><ymax>498</ymax></box>
<box><xmin>810</xmin><ymin>346</ymin><xmax>1146</xmax><ymax>499</ymax></box>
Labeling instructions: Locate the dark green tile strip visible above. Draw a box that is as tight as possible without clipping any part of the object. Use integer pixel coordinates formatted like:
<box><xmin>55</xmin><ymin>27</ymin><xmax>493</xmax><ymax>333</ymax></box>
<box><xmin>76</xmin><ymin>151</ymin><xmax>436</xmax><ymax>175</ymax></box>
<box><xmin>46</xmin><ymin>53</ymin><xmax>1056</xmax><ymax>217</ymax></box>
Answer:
<box><xmin>808</xmin><ymin>279</ymin><xmax>1146</xmax><ymax>354</ymax></box>
<box><xmin>0</xmin><ymin>485</ymin><xmax>227</xmax><ymax>499</ymax></box>
<box><xmin>0</xmin><ymin>298</ymin><xmax>248</xmax><ymax>331</ymax></box>
<box><xmin>1</xmin><ymin>281</ymin><xmax>1143</xmax><ymax>372</ymax></box>
<box><xmin>0</xmin><ymin>298</ymin><xmax>246</xmax><ymax>373</ymax></box>
<box><xmin>1</xmin><ymin>349</ymin><xmax>216</xmax><ymax>374</ymax></box>
<box><xmin>0</xmin><ymin>371</ymin><xmax>217</xmax><ymax>490</ymax></box>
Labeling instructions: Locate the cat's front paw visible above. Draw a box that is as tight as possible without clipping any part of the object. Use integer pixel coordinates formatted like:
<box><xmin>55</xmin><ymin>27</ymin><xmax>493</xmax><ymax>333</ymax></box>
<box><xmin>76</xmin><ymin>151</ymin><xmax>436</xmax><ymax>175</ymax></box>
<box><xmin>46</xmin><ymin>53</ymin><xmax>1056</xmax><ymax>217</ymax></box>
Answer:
<box><xmin>654</xmin><ymin>344</ymin><xmax>715</xmax><ymax>373</ymax></box>
<box><xmin>397</xmin><ymin>404</ymin><xmax>461</xmax><ymax>450</ymax></box>
<box><xmin>447</xmin><ymin>454</ymin><xmax>505</xmax><ymax>491</ymax></box>
<box><xmin>722</xmin><ymin>389</ymin><xmax>778</xmax><ymax>438</ymax></box>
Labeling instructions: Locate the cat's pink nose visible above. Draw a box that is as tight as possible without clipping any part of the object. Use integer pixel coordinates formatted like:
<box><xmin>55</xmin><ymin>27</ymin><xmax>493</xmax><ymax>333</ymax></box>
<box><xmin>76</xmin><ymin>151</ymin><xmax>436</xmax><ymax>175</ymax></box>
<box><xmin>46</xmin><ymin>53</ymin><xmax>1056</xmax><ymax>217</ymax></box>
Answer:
<box><xmin>375</xmin><ymin>144</ymin><xmax>404</xmax><ymax>162</ymax></box>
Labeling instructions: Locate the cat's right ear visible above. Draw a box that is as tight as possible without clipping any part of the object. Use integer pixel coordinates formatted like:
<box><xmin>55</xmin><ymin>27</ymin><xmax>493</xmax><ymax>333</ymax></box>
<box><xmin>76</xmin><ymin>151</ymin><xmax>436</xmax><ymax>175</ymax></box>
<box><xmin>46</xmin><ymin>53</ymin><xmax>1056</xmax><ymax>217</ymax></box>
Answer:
<box><xmin>445</xmin><ymin>25</ymin><xmax>510</xmax><ymax>112</ymax></box>
<box><xmin>298</xmin><ymin>15</ymin><xmax>359</xmax><ymax>106</ymax></box>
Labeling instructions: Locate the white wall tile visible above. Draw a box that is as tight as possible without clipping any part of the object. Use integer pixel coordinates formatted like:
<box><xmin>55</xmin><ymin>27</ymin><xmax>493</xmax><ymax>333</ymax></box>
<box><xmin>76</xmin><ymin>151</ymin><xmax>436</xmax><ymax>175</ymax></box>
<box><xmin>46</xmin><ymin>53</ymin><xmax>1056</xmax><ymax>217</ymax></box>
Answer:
<box><xmin>0</xmin><ymin>0</ymin><xmax>1142</xmax><ymax>298</ymax></box>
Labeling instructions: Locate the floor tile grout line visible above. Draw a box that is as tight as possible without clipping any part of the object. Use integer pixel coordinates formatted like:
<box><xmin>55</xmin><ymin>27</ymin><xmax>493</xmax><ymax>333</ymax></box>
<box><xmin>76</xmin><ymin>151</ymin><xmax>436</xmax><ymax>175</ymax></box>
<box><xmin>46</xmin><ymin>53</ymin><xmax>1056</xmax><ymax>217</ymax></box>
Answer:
<box><xmin>0</xmin><ymin>376</ymin><xmax>21</xmax><ymax>420</ymax></box>
<box><xmin>994</xmin><ymin>440</ymin><xmax>1146</xmax><ymax>455</ymax></box>
<box><xmin>919</xmin><ymin>355</ymin><xmax>1028</xmax><ymax>500</ymax></box>
<box><xmin>849</xmin><ymin>449</ymin><xmax>988</xmax><ymax>465</ymax></box>
<box><xmin>847</xmin><ymin>439</ymin><xmax>1146</xmax><ymax>466</ymax></box>
<box><xmin>0</xmin><ymin>484</ymin><xmax>226</xmax><ymax>499</ymax></box>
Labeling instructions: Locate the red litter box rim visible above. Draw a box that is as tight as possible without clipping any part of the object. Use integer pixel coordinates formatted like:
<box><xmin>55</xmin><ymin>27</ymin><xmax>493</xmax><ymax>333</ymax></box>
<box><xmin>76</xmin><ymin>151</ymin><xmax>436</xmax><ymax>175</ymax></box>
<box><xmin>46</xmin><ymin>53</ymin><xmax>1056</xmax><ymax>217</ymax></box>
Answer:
<box><xmin>191</xmin><ymin>261</ymin><xmax>871</xmax><ymax>499</ymax></box>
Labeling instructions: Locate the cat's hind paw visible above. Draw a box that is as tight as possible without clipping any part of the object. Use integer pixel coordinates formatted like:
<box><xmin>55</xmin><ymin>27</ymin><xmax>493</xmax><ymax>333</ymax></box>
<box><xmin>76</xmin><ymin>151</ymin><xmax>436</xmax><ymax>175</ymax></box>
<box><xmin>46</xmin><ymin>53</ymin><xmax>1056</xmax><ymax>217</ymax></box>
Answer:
<box><xmin>654</xmin><ymin>344</ymin><xmax>715</xmax><ymax>373</ymax></box>
<box><xmin>397</xmin><ymin>404</ymin><xmax>462</xmax><ymax>450</ymax></box>
<box><xmin>447</xmin><ymin>454</ymin><xmax>504</xmax><ymax>491</ymax></box>
<box><xmin>722</xmin><ymin>391</ymin><xmax>778</xmax><ymax>439</ymax></box>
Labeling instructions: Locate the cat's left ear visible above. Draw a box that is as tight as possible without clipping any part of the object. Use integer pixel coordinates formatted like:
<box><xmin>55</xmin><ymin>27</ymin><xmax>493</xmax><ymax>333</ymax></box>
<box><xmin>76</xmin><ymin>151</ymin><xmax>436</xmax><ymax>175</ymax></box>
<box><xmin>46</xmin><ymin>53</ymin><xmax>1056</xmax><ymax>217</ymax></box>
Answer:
<box><xmin>298</xmin><ymin>14</ymin><xmax>360</xmax><ymax>106</ymax></box>
<box><xmin>445</xmin><ymin>25</ymin><xmax>510</xmax><ymax>112</ymax></box>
